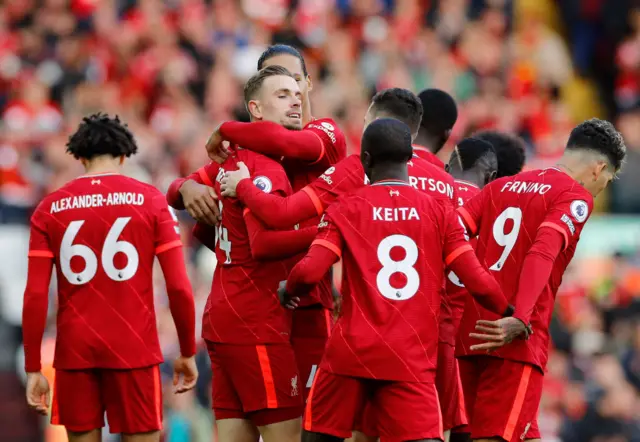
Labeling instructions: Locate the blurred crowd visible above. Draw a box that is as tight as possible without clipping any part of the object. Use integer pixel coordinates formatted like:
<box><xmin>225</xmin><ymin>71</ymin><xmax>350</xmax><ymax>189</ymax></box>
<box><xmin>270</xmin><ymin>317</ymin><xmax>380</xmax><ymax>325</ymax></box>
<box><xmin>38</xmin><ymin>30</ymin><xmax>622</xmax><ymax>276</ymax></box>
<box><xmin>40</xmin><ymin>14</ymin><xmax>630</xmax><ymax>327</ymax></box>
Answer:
<box><xmin>0</xmin><ymin>0</ymin><xmax>639</xmax><ymax>441</ymax></box>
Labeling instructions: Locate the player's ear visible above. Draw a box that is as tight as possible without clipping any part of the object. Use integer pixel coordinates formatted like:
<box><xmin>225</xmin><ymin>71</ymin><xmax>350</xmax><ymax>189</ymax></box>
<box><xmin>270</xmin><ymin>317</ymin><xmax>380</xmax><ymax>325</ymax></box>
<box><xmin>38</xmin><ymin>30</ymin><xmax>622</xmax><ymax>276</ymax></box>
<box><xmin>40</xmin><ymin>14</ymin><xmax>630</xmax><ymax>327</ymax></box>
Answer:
<box><xmin>247</xmin><ymin>100</ymin><xmax>262</xmax><ymax>120</ymax></box>
<box><xmin>486</xmin><ymin>169</ymin><xmax>497</xmax><ymax>185</ymax></box>
<box><xmin>593</xmin><ymin>161</ymin><xmax>607</xmax><ymax>181</ymax></box>
<box><xmin>306</xmin><ymin>75</ymin><xmax>313</xmax><ymax>92</ymax></box>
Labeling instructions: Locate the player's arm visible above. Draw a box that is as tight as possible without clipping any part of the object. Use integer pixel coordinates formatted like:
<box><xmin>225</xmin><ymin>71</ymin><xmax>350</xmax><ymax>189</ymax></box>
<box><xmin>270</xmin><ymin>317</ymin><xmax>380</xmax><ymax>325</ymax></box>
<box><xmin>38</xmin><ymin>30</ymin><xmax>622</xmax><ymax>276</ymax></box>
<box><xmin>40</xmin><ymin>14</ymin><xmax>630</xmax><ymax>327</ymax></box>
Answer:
<box><xmin>153</xmin><ymin>193</ymin><xmax>197</xmax><ymax>392</ymax></box>
<box><xmin>218</xmin><ymin>121</ymin><xmax>329</xmax><ymax>164</ymax></box>
<box><xmin>244</xmin><ymin>209</ymin><xmax>317</xmax><ymax>260</ymax></box>
<box><xmin>284</xmin><ymin>215</ymin><xmax>343</xmax><ymax>297</ymax></box>
<box><xmin>166</xmin><ymin>163</ymin><xmax>220</xmax><ymax>226</ymax></box>
<box><xmin>22</xmin><ymin>208</ymin><xmax>54</xmax><ymax>415</ymax></box>
<box><xmin>456</xmin><ymin>185</ymin><xmax>488</xmax><ymax>238</ymax></box>
<box><xmin>442</xmin><ymin>209</ymin><xmax>512</xmax><ymax>316</ymax></box>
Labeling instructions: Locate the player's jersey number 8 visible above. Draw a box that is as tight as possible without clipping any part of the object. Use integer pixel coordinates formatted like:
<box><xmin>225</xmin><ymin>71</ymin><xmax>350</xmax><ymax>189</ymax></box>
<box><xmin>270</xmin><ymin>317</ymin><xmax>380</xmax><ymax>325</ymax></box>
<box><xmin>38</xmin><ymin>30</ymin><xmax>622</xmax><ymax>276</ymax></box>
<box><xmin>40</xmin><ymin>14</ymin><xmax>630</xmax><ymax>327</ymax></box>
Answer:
<box><xmin>60</xmin><ymin>217</ymin><xmax>139</xmax><ymax>285</ymax></box>
<box><xmin>376</xmin><ymin>234</ymin><xmax>419</xmax><ymax>301</ymax></box>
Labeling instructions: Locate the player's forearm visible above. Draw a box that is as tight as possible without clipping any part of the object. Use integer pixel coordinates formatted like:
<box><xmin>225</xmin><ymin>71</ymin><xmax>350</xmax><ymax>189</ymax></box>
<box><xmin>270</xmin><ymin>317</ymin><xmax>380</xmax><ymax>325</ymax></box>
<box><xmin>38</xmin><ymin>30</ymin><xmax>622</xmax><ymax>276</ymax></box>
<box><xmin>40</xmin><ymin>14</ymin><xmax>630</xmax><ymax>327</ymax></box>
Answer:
<box><xmin>167</xmin><ymin>177</ymin><xmax>189</xmax><ymax>210</ymax></box>
<box><xmin>158</xmin><ymin>247</ymin><xmax>197</xmax><ymax>357</ymax></box>
<box><xmin>449</xmin><ymin>251</ymin><xmax>511</xmax><ymax>316</ymax></box>
<box><xmin>237</xmin><ymin>179</ymin><xmax>319</xmax><ymax>229</ymax></box>
<box><xmin>22</xmin><ymin>257</ymin><xmax>53</xmax><ymax>372</ymax></box>
<box><xmin>286</xmin><ymin>244</ymin><xmax>339</xmax><ymax>296</ymax></box>
<box><xmin>246</xmin><ymin>212</ymin><xmax>318</xmax><ymax>260</ymax></box>
<box><xmin>513</xmin><ymin>227</ymin><xmax>564</xmax><ymax>325</ymax></box>
<box><xmin>220</xmin><ymin>121</ymin><xmax>323</xmax><ymax>162</ymax></box>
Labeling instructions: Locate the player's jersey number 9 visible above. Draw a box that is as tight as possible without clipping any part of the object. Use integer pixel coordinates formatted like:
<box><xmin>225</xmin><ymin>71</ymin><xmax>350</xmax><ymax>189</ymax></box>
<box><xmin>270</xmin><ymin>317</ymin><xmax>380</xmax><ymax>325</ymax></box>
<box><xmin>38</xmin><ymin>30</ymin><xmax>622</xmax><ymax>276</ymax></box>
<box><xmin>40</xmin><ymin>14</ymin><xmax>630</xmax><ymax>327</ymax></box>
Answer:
<box><xmin>377</xmin><ymin>234</ymin><xmax>419</xmax><ymax>301</ymax></box>
<box><xmin>61</xmin><ymin>217</ymin><xmax>139</xmax><ymax>285</ymax></box>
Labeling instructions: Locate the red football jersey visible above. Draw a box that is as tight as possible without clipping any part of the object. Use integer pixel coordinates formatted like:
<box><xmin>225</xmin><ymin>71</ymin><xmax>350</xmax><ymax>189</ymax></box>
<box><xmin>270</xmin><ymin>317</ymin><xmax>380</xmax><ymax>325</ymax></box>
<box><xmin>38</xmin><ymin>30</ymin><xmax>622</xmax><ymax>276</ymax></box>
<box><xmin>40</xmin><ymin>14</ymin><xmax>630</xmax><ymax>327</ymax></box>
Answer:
<box><xmin>304</xmin><ymin>154</ymin><xmax>457</xmax><ymax>215</ymax></box>
<box><xmin>412</xmin><ymin>144</ymin><xmax>445</xmax><ymax>169</ymax></box>
<box><xmin>199</xmin><ymin>149</ymin><xmax>297</xmax><ymax>345</ymax></box>
<box><xmin>442</xmin><ymin>180</ymin><xmax>481</xmax><ymax>345</ymax></box>
<box><xmin>456</xmin><ymin>168</ymin><xmax>593</xmax><ymax>370</ymax></box>
<box><xmin>313</xmin><ymin>180</ymin><xmax>471</xmax><ymax>382</ymax></box>
<box><xmin>27</xmin><ymin>173</ymin><xmax>183</xmax><ymax>370</ymax></box>
<box><xmin>282</xmin><ymin>117</ymin><xmax>347</xmax><ymax>308</ymax></box>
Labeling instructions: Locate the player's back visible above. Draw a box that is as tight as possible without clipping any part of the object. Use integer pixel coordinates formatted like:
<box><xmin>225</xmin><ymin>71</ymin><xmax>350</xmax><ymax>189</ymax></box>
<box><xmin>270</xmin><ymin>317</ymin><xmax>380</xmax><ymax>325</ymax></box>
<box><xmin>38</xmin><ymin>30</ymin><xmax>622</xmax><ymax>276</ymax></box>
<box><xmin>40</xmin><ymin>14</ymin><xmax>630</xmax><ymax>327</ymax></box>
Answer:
<box><xmin>203</xmin><ymin>149</ymin><xmax>295</xmax><ymax>345</ymax></box>
<box><xmin>31</xmin><ymin>173</ymin><xmax>180</xmax><ymax>369</ymax></box>
<box><xmin>408</xmin><ymin>154</ymin><xmax>457</xmax><ymax>207</ymax></box>
<box><xmin>457</xmin><ymin>167</ymin><xmax>593</xmax><ymax>368</ymax></box>
<box><xmin>321</xmin><ymin>181</ymin><xmax>455</xmax><ymax>383</ymax></box>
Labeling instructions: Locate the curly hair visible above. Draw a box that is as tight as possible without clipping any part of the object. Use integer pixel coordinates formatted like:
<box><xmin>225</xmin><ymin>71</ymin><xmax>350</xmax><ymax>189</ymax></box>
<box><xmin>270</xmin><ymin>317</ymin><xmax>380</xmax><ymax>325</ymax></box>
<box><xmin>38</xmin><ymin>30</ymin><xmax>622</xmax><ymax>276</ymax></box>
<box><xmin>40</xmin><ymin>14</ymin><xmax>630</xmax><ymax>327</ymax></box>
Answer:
<box><xmin>566</xmin><ymin>118</ymin><xmax>626</xmax><ymax>171</ymax></box>
<box><xmin>66</xmin><ymin>113</ymin><xmax>138</xmax><ymax>160</ymax></box>
<box><xmin>371</xmin><ymin>88</ymin><xmax>423</xmax><ymax>135</ymax></box>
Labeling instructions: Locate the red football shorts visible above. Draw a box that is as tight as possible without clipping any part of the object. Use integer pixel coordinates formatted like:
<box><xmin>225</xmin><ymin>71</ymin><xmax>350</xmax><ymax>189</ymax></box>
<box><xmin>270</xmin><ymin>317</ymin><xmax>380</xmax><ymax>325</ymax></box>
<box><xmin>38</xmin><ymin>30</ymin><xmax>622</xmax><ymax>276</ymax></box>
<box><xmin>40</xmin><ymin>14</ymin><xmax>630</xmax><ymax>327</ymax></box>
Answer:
<box><xmin>291</xmin><ymin>306</ymin><xmax>333</xmax><ymax>401</ymax></box>
<box><xmin>51</xmin><ymin>365</ymin><xmax>162</xmax><ymax>434</ymax></box>
<box><xmin>206</xmin><ymin>341</ymin><xmax>303</xmax><ymax>427</ymax></box>
<box><xmin>458</xmin><ymin>356</ymin><xmax>542</xmax><ymax>441</ymax></box>
<box><xmin>305</xmin><ymin>368</ymin><xmax>443</xmax><ymax>442</ymax></box>
<box><xmin>436</xmin><ymin>342</ymin><xmax>468</xmax><ymax>431</ymax></box>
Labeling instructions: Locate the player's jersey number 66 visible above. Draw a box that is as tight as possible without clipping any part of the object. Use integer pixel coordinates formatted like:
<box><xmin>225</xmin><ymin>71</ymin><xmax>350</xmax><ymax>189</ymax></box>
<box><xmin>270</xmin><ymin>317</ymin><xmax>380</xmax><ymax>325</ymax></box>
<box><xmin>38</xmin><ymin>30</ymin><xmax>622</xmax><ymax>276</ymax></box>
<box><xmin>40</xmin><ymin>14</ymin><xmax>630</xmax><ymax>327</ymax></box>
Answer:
<box><xmin>60</xmin><ymin>217</ymin><xmax>139</xmax><ymax>285</ymax></box>
<box><xmin>377</xmin><ymin>234</ymin><xmax>419</xmax><ymax>301</ymax></box>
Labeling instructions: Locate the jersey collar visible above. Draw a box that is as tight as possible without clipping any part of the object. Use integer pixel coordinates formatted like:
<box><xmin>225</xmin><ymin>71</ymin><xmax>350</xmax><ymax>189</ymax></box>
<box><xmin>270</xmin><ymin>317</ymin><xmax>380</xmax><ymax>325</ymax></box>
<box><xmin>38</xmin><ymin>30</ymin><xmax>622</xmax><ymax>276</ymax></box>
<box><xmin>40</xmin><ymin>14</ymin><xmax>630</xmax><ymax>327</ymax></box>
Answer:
<box><xmin>77</xmin><ymin>172</ymin><xmax>120</xmax><ymax>179</ymax></box>
<box><xmin>454</xmin><ymin>179</ymin><xmax>479</xmax><ymax>189</ymax></box>
<box><xmin>371</xmin><ymin>179</ymin><xmax>411</xmax><ymax>187</ymax></box>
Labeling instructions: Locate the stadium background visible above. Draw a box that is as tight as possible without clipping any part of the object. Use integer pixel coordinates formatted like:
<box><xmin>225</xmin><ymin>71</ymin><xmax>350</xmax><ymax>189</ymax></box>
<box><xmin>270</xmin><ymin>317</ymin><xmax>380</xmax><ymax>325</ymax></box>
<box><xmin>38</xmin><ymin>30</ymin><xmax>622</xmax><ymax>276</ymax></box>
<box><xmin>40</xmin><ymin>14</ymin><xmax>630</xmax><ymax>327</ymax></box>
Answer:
<box><xmin>0</xmin><ymin>0</ymin><xmax>638</xmax><ymax>441</ymax></box>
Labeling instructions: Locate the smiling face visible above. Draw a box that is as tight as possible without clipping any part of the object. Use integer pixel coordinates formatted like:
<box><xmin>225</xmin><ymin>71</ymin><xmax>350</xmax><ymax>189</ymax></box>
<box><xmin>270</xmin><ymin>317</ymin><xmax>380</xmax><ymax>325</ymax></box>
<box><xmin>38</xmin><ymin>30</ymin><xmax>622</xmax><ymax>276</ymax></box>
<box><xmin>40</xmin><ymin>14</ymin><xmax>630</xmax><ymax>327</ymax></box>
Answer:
<box><xmin>247</xmin><ymin>74</ymin><xmax>303</xmax><ymax>130</ymax></box>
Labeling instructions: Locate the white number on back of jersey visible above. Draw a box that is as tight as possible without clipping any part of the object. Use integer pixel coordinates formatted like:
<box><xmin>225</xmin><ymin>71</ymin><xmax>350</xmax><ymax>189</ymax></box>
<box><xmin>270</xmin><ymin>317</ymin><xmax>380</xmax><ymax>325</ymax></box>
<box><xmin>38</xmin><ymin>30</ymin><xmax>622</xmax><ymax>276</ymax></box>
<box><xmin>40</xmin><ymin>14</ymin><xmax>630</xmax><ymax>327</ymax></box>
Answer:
<box><xmin>214</xmin><ymin>200</ymin><xmax>232</xmax><ymax>264</ymax></box>
<box><xmin>61</xmin><ymin>217</ymin><xmax>139</xmax><ymax>285</ymax></box>
<box><xmin>376</xmin><ymin>234</ymin><xmax>419</xmax><ymax>301</ymax></box>
<box><xmin>448</xmin><ymin>215</ymin><xmax>469</xmax><ymax>287</ymax></box>
<box><xmin>489</xmin><ymin>207</ymin><xmax>522</xmax><ymax>271</ymax></box>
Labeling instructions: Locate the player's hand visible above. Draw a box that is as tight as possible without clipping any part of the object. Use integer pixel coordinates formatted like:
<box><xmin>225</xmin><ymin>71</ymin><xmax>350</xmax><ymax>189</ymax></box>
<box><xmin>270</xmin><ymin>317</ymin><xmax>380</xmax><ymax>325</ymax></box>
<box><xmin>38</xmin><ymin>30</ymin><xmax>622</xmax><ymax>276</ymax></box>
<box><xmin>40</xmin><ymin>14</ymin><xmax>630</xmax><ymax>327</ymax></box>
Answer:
<box><xmin>277</xmin><ymin>280</ymin><xmax>300</xmax><ymax>310</ymax></box>
<box><xmin>25</xmin><ymin>372</ymin><xmax>50</xmax><ymax>416</ymax></box>
<box><xmin>173</xmin><ymin>355</ymin><xmax>198</xmax><ymax>394</ymax></box>
<box><xmin>469</xmin><ymin>318</ymin><xmax>531</xmax><ymax>352</ymax></box>
<box><xmin>220</xmin><ymin>162</ymin><xmax>251</xmax><ymax>198</ymax></box>
<box><xmin>205</xmin><ymin>124</ymin><xmax>230</xmax><ymax>164</ymax></box>
<box><xmin>180</xmin><ymin>179</ymin><xmax>220</xmax><ymax>226</ymax></box>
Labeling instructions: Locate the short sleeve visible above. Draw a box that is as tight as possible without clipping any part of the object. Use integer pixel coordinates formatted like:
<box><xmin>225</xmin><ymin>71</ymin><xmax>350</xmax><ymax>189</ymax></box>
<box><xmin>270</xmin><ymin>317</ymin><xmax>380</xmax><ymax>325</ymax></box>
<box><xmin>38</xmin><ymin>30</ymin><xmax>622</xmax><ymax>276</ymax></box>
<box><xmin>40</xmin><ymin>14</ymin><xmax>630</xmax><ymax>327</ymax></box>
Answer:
<box><xmin>153</xmin><ymin>192</ymin><xmax>183</xmax><ymax>254</ymax></box>
<box><xmin>304</xmin><ymin>119</ymin><xmax>347</xmax><ymax>167</ymax></box>
<box><xmin>303</xmin><ymin>155</ymin><xmax>364</xmax><ymax>215</ymax></box>
<box><xmin>310</xmin><ymin>208</ymin><xmax>344</xmax><ymax>258</ymax></box>
<box><xmin>28</xmin><ymin>204</ymin><xmax>54</xmax><ymax>259</ymax></box>
<box><xmin>443</xmin><ymin>207</ymin><xmax>473</xmax><ymax>266</ymax></box>
<box><xmin>251</xmin><ymin>158</ymin><xmax>292</xmax><ymax>197</ymax></box>
<box><xmin>456</xmin><ymin>185</ymin><xmax>489</xmax><ymax>236</ymax></box>
<box><xmin>540</xmin><ymin>188</ymin><xmax>593</xmax><ymax>251</ymax></box>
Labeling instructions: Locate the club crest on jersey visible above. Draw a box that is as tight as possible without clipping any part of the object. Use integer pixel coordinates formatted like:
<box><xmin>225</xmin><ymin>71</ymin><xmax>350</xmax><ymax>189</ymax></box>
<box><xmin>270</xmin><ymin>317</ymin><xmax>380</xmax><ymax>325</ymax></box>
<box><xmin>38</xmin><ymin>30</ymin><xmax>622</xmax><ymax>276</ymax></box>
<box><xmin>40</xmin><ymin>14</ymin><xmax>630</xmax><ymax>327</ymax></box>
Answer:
<box><xmin>324</xmin><ymin>166</ymin><xmax>335</xmax><ymax>175</ymax></box>
<box><xmin>291</xmin><ymin>376</ymin><xmax>299</xmax><ymax>397</ymax></box>
<box><xmin>570</xmin><ymin>200</ymin><xmax>589</xmax><ymax>223</ymax></box>
<box><xmin>253</xmin><ymin>176</ymin><xmax>272</xmax><ymax>193</ymax></box>
<box><xmin>389</xmin><ymin>189</ymin><xmax>400</xmax><ymax>197</ymax></box>
<box><xmin>321</xmin><ymin>121</ymin><xmax>334</xmax><ymax>131</ymax></box>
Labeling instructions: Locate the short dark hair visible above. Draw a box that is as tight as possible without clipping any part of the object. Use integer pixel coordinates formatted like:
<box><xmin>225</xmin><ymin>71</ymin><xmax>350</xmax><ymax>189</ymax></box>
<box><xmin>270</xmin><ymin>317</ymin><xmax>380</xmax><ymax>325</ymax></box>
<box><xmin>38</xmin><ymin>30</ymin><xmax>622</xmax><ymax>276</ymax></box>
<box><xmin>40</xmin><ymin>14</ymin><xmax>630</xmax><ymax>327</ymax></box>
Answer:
<box><xmin>371</xmin><ymin>88</ymin><xmax>423</xmax><ymax>135</ymax></box>
<box><xmin>244</xmin><ymin>65</ymin><xmax>295</xmax><ymax>104</ymax></box>
<box><xmin>66</xmin><ymin>113</ymin><xmax>138</xmax><ymax>160</ymax></box>
<box><xmin>566</xmin><ymin>118</ymin><xmax>626</xmax><ymax>171</ymax></box>
<box><xmin>474</xmin><ymin>130</ymin><xmax>526</xmax><ymax>178</ymax></box>
<box><xmin>362</xmin><ymin>118</ymin><xmax>413</xmax><ymax>164</ymax></box>
<box><xmin>451</xmin><ymin>137</ymin><xmax>497</xmax><ymax>171</ymax></box>
<box><xmin>418</xmin><ymin>89</ymin><xmax>458</xmax><ymax>135</ymax></box>
<box><xmin>257</xmin><ymin>44</ymin><xmax>308</xmax><ymax>76</ymax></box>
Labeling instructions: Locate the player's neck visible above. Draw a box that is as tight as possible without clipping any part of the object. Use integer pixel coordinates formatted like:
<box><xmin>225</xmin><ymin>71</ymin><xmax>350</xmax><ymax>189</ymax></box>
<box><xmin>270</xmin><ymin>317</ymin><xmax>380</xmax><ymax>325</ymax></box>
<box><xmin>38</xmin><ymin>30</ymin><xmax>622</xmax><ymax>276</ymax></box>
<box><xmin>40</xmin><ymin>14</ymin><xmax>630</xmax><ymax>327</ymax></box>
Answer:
<box><xmin>82</xmin><ymin>157</ymin><xmax>122</xmax><ymax>176</ymax></box>
<box><xmin>302</xmin><ymin>100</ymin><xmax>313</xmax><ymax>126</ymax></box>
<box><xmin>453</xmin><ymin>170</ymin><xmax>483</xmax><ymax>188</ymax></box>
<box><xmin>369</xmin><ymin>165</ymin><xmax>409</xmax><ymax>185</ymax></box>
<box><xmin>556</xmin><ymin>155</ymin><xmax>588</xmax><ymax>186</ymax></box>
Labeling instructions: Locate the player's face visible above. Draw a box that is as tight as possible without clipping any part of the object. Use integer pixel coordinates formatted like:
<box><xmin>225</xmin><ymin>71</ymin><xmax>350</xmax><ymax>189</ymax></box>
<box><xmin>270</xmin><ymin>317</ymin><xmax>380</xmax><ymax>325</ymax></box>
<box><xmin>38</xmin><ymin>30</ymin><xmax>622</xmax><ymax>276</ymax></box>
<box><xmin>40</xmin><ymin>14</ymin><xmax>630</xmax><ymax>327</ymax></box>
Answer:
<box><xmin>586</xmin><ymin>161</ymin><xmax>615</xmax><ymax>196</ymax></box>
<box><xmin>262</xmin><ymin>54</ymin><xmax>312</xmax><ymax>99</ymax></box>
<box><xmin>251</xmin><ymin>75</ymin><xmax>303</xmax><ymax>130</ymax></box>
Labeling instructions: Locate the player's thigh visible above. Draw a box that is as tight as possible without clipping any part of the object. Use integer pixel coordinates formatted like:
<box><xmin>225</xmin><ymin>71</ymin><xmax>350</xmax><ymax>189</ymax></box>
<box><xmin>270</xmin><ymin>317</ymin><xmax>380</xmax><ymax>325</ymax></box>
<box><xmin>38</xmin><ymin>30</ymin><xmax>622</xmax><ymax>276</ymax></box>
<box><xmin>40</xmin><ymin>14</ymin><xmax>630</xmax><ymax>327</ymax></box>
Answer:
<box><xmin>347</xmin><ymin>431</ymin><xmax>379</xmax><ymax>442</ymax></box>
<box><xmin>374</xmin><ymin>381</ymin><xmax>443</xmax><ymax>442</ymax></box>
<box><xmin>121</xmin><ymin>432</ymin><xmax>161</xmax><ymax>442</ymax></box>
<box><xmin>206</xmin><ymin>340</ymin><xmax>245</xmax><ymax>418</ymax></box>
<box><xmin>101</xmin><ymin>365</ymin><xmax>163</xmax><ymax>435</ymax></box>
<box><xmin>436</xmin><ymin>343</ymin><xmax>468</xmax><ymax>432</ymax></box>
<box><xmin>66</xmin><ymin>429</ymin><xmax>102</xmax><ymax>442</ymax></box>
<box><xmin>52</xmin><ymin>369</ymin><xmax>104</xmax><ymax>432</ymax></box>
<box><xmin>214</xmin><ymin>343</ymin><xmax>304</xmax><ymax>419</ymax></box>
<box><xmin>305</xmin><ymin>368</ymin><xmax>367</xmax><ymax>439</ymax></box>
<box><xmin>470</xmin><ymin>358</ymin><xmax>543</xmax><ymax>442</ymax></box>
<box><xmin>217</xmin><ymin>418</ymin><xmax>260</xmax><ymax>442</ymax></box>
<box><xmin>457</xmin><ymin>357</ymin><xmax>482</xmax><ymax>432</ymax></box>
<box><xmin>259</xmin><ymin>416</ymin><xmax>302</xmax><ymax>442</ymax></box>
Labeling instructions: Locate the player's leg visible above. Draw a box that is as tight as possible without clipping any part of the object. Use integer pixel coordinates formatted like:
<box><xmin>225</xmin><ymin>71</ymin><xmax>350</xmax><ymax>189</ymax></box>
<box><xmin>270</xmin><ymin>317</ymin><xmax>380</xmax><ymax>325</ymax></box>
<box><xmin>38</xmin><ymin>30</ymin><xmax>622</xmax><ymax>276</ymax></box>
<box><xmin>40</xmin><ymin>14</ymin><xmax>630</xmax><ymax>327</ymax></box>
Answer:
<box><xmin>436</xmin><ymin>343</ymin><xmax>468</xmax><ymax>442</ymax></box>
<box><xmin>303</xmin><ymin>433</ymin><xmax>345</xmax><ymax>442</ymax></box>
<box><xmin>52</xmin><ymin>369</ymin><xmax>105</xmax><ymax>437</ymax></box>
<box><xmin>468</xmin><ymin>357</ymin><xmax>543</xmax><ymax>442</ymax></box>
<box><xmin>374</xmin><ymin>381</ymin><xmax>443</xmax><ymax>442</ymax></box>
<box><xmin>100</xmin><ymin>365</ymin><xmax>163</xmax><ymax>439</ymax></box>
<box><xmin>206</xmin><ymin>341</ymin><xmax>260</xmax><ymax>442</ymax></box>
<box><xmin>453</xmin><ymin>357</ymin><xmax>483</xmax><ymax>442</ymax></box>
<box><xmin>348</xmin><ymin>400</ymin><xmax>379</xmax><ymax>442</ymax></box>
<box><xmin>347</xmin><ymin>432</ymin><xmax>378</xmax><ymax>442</ymax></box>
